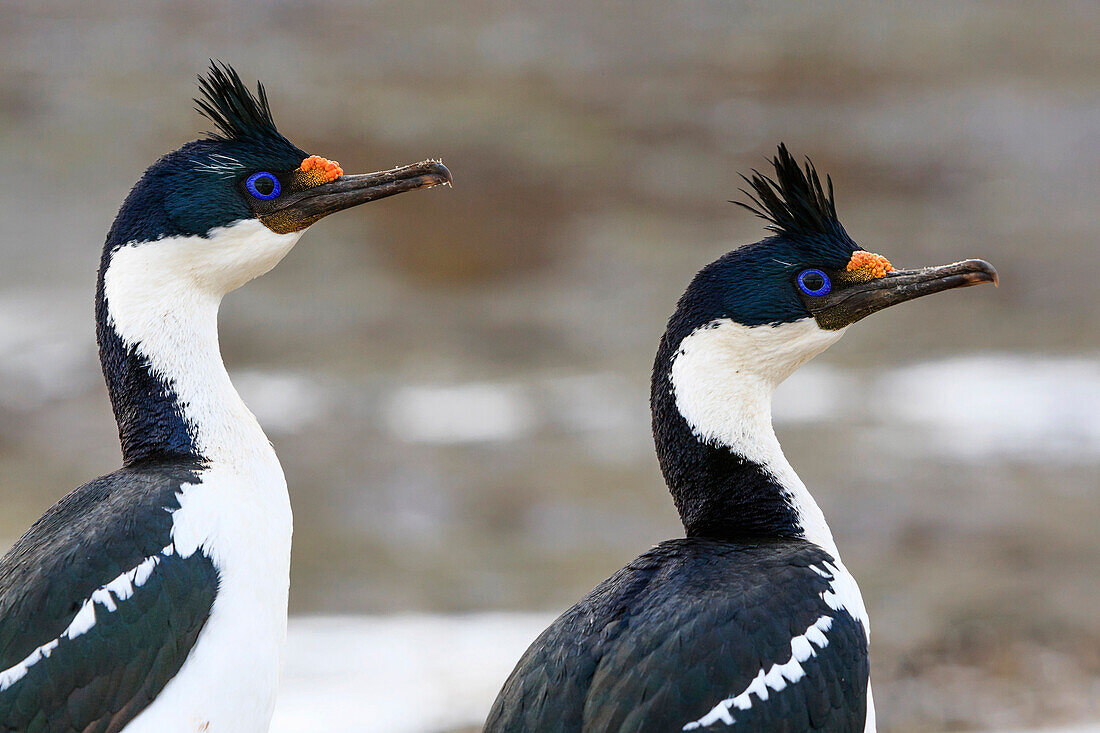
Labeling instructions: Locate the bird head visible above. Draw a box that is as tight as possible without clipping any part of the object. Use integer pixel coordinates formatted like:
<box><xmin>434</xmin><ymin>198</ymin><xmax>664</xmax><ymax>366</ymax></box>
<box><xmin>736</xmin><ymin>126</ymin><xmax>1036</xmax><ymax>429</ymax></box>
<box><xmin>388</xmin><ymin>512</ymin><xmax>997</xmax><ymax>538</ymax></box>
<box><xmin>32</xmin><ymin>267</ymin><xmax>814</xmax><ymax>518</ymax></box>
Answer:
<box><xmin>653</xmin><ymin>144</ymin><xmax>997</xmax><ymax>469</ymax></box>
<box><xmin>661</xmin><ymin>144</ymin><xmax>997</xmax><ymax>395</ymax></box>
<box><xmin>101</xmin><ymin>62</ymin><xmax>451</xmax><ymax>296</ymax></box>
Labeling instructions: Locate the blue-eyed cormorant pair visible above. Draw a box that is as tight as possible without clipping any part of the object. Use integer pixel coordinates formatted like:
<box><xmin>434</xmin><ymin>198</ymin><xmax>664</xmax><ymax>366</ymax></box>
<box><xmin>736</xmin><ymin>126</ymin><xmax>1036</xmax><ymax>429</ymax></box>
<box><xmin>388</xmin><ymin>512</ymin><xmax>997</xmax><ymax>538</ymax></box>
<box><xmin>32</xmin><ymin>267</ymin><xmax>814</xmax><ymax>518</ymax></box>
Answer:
<box><xmin>0</xmin><ymin>65</ymin><xmax>997</xmax><ymax>732</ymax></box>
<box><xmin>0</xmin><ymin>64</ymin><xmax>450</xmax><ymax>732</ymax></box>
<box><xmin>485</xmin><ymin>146</ymin><xmax>997</xmax><ymax>732</ymax></box>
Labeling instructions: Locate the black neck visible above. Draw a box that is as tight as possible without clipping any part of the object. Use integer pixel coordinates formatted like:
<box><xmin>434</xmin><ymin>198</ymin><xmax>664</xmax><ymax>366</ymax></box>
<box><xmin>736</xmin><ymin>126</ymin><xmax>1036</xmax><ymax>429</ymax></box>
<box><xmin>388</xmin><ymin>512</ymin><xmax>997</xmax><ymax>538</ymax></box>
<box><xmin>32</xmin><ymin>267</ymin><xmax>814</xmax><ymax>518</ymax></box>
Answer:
<box><xmin>650</xmin><ymin>331</ymin><xmax>802</xmax><ymax>540</ymax></box>
<box><xmin>95</xmin><ymin>251</ymin><xmax>198</xmax><ymax>466</ymax></box>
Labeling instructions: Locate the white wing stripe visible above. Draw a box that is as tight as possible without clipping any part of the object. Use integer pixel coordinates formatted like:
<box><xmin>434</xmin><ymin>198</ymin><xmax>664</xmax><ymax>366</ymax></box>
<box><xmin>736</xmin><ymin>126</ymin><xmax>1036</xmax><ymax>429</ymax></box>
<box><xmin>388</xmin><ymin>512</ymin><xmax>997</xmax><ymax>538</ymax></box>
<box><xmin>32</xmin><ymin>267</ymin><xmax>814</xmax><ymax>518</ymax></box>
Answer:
<box><xmin>682</xmin><ymin>615</ymin><xmax>833</xmax><ymax>730</ymax></box>
<box><xmin>0</xmin><ymin>544</ymin><xmax>174</xmax><ymax>691</ymax></box>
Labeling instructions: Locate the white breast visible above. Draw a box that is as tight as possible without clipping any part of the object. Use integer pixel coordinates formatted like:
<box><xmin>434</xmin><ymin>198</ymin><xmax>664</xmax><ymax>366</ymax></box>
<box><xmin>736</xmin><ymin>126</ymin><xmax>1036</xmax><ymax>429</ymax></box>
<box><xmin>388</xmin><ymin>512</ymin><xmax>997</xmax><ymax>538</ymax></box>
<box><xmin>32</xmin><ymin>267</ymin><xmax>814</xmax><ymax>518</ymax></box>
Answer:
<box><xmin>102</xmin><ymin>224</ymin><xmax>301</xmax><ymax>732</ymax></box>
<box><xmin>126</xmin><ymin>456</ymin><xmax>292</xmax><ymax>733</ymax></box>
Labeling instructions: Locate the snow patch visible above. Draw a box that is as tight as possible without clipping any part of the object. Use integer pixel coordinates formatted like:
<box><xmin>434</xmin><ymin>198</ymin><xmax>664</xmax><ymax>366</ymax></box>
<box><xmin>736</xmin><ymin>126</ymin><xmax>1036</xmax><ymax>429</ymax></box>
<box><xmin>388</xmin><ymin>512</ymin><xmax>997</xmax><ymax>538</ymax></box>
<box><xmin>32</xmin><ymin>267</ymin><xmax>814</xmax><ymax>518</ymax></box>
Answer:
<box><xmin>383</xmin><ymin>382</ymin><xmax>535</xmax><ymax>444</ymax></box>
<box><xmin>271</xmin><ymin>613</ymin><xmax>553</xmax><ymax>733</ymax></box>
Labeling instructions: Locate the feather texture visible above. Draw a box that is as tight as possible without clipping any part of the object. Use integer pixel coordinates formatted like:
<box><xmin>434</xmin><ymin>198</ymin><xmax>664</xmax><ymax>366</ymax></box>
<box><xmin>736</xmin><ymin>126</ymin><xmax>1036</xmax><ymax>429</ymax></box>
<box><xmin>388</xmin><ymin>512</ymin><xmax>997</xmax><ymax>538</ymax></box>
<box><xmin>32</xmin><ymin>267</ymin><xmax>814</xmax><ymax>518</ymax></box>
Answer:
<box><xmin>194</xmin><ymin>62</ymin><xmax>289</xmax><ymax>147</ymax></box>
<box><xmin>736</xmin><ymin>144</ymin><xmax>844</xmax><ymax>240</ymax></box>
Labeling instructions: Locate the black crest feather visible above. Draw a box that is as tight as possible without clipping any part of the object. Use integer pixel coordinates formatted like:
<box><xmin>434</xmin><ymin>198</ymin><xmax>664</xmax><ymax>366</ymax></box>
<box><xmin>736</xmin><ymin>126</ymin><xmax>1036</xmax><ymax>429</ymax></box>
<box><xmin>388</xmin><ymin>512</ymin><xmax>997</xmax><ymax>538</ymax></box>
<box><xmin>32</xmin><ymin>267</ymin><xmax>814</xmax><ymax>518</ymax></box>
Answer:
<box><xmin>194</xmin><ymin>61</ymin><xmax>283</xmax><ymax>143</ymax></box>
<box><xmin>735</xmin><ymin>144</ymin><xmax>841</xmax><ymax>238</ymax></box>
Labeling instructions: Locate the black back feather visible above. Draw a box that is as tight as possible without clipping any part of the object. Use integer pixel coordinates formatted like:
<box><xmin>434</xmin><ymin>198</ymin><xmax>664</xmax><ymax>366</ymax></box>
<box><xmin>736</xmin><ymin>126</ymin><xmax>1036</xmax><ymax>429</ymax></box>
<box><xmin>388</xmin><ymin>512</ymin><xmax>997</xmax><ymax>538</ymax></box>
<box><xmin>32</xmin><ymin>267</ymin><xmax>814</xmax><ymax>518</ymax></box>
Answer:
<box><xmin>194</xmin><ymin>61</ymin><xmax>284</xmax><ymax>144</ymax></box>
<box><xmin>736</xmin><ymin>144</ymin><xmax>842</xmax><ymax>238</ymax></box>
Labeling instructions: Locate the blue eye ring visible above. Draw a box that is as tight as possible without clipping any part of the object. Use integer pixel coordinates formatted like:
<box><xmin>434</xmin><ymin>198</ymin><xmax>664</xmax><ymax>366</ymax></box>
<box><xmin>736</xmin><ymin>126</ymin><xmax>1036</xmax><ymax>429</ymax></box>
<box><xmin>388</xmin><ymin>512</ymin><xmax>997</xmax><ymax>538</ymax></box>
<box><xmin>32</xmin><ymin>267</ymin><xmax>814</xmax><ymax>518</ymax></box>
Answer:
<box><xmin>245</xmin><ymin>172</ymin><xmax>281</xmax><ymax>200</ymax></box>
<box><xmin>797</xmin><ymin>268</ymin><xmax>831</xmax><ymax>297</ymax></box>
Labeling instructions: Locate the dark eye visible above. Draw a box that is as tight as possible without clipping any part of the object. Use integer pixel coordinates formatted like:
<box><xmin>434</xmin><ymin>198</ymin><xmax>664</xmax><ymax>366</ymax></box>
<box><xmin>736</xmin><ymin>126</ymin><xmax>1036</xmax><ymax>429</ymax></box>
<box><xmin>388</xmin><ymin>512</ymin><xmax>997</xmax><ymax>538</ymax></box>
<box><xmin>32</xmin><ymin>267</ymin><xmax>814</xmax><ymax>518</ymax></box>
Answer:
<box><xmin>245</xmin><ymin>172</ymin><xmax>281</xmax><ymax>200</ymax></box>
<box><xmin>797</xmin><ymin>268</ymin><xmax>831</xmax><ymax>296</ymax></box>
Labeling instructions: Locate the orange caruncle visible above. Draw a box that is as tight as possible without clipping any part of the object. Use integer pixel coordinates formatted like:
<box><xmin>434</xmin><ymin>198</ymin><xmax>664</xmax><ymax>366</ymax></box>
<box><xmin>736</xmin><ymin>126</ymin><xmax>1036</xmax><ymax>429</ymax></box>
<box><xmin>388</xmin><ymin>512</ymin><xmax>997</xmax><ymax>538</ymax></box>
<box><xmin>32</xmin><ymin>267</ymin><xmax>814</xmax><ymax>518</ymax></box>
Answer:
<box><xmin>846</xmin><ymin>250</ymin><xmax>894</xmax><ymax>280</ymax></box>
<box><xmin>296</xmin><ymin>155</ymin><xmax>343</xmax><ymax>186</ymax></box>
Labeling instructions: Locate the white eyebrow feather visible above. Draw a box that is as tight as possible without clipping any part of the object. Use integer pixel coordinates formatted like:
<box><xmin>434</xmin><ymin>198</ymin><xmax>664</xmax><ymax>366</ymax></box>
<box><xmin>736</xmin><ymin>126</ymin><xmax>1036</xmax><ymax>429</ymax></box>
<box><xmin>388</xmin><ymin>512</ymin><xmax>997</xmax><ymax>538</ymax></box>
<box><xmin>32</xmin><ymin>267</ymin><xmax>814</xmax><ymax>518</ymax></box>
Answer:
<box><xmin>194</xmin><ymin>154</ymin><xmax>242</xmax><ymax>177</ymax></box>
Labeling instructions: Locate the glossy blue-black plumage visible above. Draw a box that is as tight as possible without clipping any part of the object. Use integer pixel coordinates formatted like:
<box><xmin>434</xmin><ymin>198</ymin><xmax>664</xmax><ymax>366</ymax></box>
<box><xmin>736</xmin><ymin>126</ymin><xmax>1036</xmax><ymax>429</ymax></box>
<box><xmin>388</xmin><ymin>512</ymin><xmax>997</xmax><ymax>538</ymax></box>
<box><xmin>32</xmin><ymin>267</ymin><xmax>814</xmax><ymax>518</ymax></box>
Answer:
<box><xmin>107</xmin><ymin>62</ymin><xmax>306</xmax><ymax>247</ymax></box>
<box><xmin>686</xmin><ymin>141</ymin><xmax>861</xmax><ymax>328</ymax></box>
<box><xmin>0</xmin><ymin>460</ymin><xmax>218</xmax><ymax>733</ymax></box>
<box><xmin>102</xmin><ymin>139</ymin><xmax>304</xmax><ymax>248</ymax></box>
<box><xmin>486</xmin><ymin>539</ymin><xmax>868</xmax><ymax>732</ymax></box>
<box><xmin>675</xmin><ymin>235</ymin><xmax>857</xmax><ymax>331</ymax></box>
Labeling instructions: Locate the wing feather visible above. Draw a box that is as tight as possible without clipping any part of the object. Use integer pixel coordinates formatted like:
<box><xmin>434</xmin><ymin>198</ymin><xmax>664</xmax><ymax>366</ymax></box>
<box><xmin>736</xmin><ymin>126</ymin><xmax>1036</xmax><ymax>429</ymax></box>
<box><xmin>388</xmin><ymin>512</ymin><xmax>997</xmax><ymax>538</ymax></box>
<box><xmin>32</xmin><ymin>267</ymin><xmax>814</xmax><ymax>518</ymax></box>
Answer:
<box><xmin>0</xmin><ymin>461</ymin><xmax>216</xmax><ymax>733</ymax></box>
<box><xmin>486</xmin><ymin>537</ymin><xmax>869</xmax><ymax>733</ymax></box>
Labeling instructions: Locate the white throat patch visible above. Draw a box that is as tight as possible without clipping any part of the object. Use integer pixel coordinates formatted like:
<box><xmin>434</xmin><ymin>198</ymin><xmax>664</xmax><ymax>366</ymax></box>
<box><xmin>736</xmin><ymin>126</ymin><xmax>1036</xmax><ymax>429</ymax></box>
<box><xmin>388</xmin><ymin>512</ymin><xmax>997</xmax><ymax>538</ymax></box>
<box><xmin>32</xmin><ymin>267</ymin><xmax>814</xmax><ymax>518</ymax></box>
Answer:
<box><xmin>102</xmin><ymin>219</ymin><xmax>302</xmax><ymax>463</ymax></box>
<box><xmin>669</xmin><ymin>318</ymin><xmax>846</xmax><ymax>557</ymax></box>
<box><xmin>108</xmin><ymin>218</ymin><xmax>303</xmax><ymax>297</ymax></box>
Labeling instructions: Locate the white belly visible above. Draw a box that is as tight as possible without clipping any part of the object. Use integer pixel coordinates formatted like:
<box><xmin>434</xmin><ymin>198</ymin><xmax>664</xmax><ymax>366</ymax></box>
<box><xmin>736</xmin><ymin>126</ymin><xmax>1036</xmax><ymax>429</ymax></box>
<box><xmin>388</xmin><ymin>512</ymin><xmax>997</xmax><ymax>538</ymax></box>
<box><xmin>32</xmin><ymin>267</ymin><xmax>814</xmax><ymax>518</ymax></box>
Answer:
<box><xmin>126</xmin><ymin>459</ymin><xmax>293</xmax><ymax>733</ymax></box>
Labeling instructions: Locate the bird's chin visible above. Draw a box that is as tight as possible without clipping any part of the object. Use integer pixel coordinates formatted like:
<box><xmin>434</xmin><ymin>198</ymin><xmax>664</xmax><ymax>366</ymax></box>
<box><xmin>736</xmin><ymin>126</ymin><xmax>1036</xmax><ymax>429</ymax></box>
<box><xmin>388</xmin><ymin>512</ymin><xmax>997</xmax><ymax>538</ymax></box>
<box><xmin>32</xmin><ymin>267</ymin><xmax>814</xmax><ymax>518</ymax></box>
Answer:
<box><xmin>805</xmin><ymin>259</ymin><xmax>998</xmax><ymax>330</ymax></box>
<box><xmin>258</xmin><ymin>160</ymin><xmax>452</xmax><ymax>234</ymax></box>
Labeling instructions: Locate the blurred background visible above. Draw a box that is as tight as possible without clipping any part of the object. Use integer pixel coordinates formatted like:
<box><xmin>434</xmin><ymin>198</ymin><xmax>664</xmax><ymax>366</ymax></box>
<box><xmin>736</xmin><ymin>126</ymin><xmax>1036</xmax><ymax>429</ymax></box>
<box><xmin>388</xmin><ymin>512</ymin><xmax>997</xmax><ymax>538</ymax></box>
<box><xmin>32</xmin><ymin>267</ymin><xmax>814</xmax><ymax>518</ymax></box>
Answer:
<box><xmin>1</xmin><ymin>1</ymin><xmax>1098</xmax><ymax>731</ymax></box>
